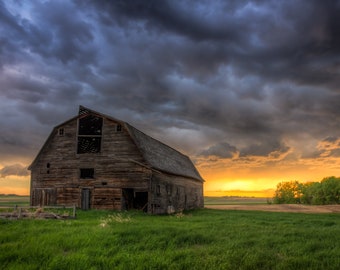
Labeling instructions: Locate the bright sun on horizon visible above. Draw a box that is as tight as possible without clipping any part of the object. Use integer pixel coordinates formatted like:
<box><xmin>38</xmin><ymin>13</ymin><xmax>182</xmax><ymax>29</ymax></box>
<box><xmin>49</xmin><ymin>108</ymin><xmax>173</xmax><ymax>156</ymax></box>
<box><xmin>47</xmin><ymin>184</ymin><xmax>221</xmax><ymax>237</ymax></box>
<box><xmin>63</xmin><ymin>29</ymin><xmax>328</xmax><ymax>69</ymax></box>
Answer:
<box><xmin>1</xmin><ymin>164</ymin><xmax>337</xmax><ymax>198</ymax></box>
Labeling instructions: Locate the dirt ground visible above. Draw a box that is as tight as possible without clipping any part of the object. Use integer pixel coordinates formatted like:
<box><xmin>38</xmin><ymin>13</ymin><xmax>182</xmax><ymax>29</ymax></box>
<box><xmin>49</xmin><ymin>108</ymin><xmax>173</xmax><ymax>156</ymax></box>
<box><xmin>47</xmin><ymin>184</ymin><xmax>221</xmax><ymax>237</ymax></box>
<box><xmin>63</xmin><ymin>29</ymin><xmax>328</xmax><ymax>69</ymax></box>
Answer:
<box><xmin>205</xmin><ymin>204</ymin><xmax>340</xmax><ymax>213</ymax></box>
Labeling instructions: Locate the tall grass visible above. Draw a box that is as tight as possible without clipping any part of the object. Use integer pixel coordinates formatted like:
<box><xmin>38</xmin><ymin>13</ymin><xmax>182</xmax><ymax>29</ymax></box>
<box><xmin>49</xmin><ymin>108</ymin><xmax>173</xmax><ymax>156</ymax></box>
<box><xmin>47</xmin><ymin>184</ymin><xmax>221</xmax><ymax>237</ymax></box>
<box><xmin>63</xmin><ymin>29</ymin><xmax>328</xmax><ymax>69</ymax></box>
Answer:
<box><xmin>1</xmin><ymin>209</ymin><xmax>339</xmax><ymax>269</ymax></box>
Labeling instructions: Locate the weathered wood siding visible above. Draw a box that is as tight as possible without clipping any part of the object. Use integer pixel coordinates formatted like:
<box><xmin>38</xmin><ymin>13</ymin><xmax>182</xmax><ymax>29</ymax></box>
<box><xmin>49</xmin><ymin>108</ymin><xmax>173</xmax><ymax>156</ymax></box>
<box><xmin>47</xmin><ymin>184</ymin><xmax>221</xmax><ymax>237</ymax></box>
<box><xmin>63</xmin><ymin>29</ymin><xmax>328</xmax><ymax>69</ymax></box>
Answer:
<box><xmin>30</xmin><ymin>117</ymin><xmax>151</xmax><ymax>209</ymax></box>
<box><xmin>30</xmin><ymin>111</ymin><xmax>204</xmax><ymax>214</ymax></box>
<box><xmin>150</xmin><ymin>172</ymin><xmax>204</xmax><ymax>214</ymax></box>
<box><xmin>92</xmin><ymin>187</ymin><xmax>122</xmax><ymax>210</ymax></box>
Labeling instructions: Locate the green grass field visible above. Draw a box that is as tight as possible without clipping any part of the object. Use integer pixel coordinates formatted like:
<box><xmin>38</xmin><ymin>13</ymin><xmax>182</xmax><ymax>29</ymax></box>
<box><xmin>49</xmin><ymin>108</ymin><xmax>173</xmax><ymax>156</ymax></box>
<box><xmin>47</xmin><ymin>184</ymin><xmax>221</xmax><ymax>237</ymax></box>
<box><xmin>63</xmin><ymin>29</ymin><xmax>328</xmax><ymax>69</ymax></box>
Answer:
<box><xmin>0</xmin><ymin>195</ymin><xmax>30</xmax><ymax>206</ymax></box>
<box><xmin>1</xmin><ymin>209</ymin><xmax>339</xmax><ymax>270</ymax></box>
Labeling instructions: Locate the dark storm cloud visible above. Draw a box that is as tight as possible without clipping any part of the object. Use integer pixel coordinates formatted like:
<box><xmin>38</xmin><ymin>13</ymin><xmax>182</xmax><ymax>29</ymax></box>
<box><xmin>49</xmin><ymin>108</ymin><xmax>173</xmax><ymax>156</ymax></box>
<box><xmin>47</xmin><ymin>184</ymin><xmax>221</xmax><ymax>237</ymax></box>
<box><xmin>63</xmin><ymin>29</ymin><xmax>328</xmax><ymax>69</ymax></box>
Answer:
<box><xmin>323</xmin><ymin>136</ymin><xmax>339</xmax><ymax>143</ymax></box>
<box><xmin>315</xmin><ymin>136</ymin><xmax>340</xmax><ymax>158</ymax></box>
<box><xmin>0</xmin><ymin>0</ymin><xmax>95</xmax><ymax>65</ymax></box>
<box><xmin>304</xmin><ymin>136</ymin><xmax>340</xmax><ymax>159</ymax></box>
<box><xmin>1</xmin><ymin>0</ymin><xmax>340</xmax><ymax>166</ymax></box>
<box><xmin>239</xmin><ymin>138</ymin><xmax>290</xmax><ymax>158</ymax></box>
<box><xmin>92</xmin><ymin>0</ymin><xmax>340</xmax><ymax>87</ymax></box>
<box><xmin>90</xmin><ymin>0</ymin><xmax>241</xmax><ymax>41</ymax></box>
<box><xmin>200</xmin><ymin>142</ymin><xmax>238</xmax><ymax>158</ymax></box>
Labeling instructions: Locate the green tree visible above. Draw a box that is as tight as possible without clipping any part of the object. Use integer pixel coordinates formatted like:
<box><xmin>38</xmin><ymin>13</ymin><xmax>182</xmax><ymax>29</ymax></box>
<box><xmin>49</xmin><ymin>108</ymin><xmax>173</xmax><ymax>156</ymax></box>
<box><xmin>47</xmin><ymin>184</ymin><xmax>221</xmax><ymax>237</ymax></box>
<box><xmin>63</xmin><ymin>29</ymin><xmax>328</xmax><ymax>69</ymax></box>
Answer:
<box><xmin>273</xmin><ymin>181</ymin><xmax>301</xmax><ymax>204</ymax></box>
<box><xmin>319</xmin><ymin>176</ymin><xmax>340</xmax><ymax>204</ymax></box>
<box><xmin>274</xmin><ymin>177</ymin><xmax>340</xmax><ymax>205</ymax></box>
<box><xmin>303</xmin><ymin>182</ymin><xmax>322</xmax><ymax>205</ymax></box>
<box><xmin>299</xmin><ymin>182</ymin><xmax>316</xmax><ymax>204</ymax></box>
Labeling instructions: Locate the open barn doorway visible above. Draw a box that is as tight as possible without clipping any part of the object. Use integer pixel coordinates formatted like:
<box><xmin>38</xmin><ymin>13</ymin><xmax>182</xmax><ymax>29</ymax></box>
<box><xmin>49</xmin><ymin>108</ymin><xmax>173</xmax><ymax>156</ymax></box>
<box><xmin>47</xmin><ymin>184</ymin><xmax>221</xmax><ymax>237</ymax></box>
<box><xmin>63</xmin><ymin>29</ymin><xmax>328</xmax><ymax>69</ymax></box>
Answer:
<box><xmin>134</xmin><ymin>192</ymin><xmax>148</xmax><ymax>212</ymax></box>
<box><xmin>122</xmin><ymin>189</ymin><xmax>148</xmax><ymax>212</ymax></box>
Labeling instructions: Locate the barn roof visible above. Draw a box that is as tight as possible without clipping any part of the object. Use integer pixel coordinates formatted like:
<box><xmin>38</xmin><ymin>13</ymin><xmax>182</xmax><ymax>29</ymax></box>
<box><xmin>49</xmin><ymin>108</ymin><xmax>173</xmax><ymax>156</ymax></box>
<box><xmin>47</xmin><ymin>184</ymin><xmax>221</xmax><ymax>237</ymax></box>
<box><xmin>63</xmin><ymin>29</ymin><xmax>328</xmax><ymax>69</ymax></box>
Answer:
<box><xmin>126</xmin><ymin>124</ymin><xmax>204</xmax><ymax>182</ymax></box>
<box><xmin>29</xmin><ymin>106</ymin><xmax>204</xmax><ymax>182</ymax></box>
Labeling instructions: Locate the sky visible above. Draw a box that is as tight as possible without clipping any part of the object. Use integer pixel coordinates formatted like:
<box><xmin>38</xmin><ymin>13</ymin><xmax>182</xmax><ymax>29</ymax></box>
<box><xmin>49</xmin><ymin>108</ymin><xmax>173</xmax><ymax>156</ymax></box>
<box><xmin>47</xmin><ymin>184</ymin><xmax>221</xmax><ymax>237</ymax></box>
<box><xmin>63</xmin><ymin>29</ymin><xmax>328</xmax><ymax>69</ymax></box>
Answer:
<box><xmin>1</xmin><ymin>0</ymin><xmax>340</xmax><ymax>196</ymax></box>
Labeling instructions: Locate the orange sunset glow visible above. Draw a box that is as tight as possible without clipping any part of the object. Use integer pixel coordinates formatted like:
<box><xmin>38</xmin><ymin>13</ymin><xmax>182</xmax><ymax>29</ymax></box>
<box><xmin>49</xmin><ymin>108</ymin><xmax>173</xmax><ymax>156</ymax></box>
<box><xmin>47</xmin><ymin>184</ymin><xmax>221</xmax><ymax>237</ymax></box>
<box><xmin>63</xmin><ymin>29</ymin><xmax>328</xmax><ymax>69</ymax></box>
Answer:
<box><xmin>198</xmin><ymin>140</ymin><xmax>340</xmax><ymax>197</ymax></box>
<box><xmin>1</xmin><ymin>1</ymin><xmax>340</xmax><ymax>198</ymax></box>
<box><xmin>1</xmin><ymin>151</ymin><xmax>339</xmax><ymax>197</ymax></box>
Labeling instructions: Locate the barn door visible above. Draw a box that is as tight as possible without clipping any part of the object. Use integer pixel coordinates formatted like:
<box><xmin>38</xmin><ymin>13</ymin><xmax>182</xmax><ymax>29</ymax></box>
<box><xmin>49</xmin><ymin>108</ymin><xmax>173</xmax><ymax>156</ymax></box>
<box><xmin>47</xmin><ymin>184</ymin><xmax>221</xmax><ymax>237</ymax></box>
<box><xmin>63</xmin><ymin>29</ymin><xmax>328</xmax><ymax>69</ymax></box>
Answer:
<box><xmin>122</xmin><ymin>188</ymin><xmax>134</xmax><ymax>210</ymax></box>
<box><xmin>122</xmin><ymin>189</ymin><xmax>148</xmax><ymax>212</ymax></box>
<box><xmin>31</xmin><ymin>189</ymin><xmax>56</xmax><ymax>206</ymax></box>
<box><xmin>81</xmin><ymin>189</ymin><xmax>91</xmax><ymax>210</ymax></box>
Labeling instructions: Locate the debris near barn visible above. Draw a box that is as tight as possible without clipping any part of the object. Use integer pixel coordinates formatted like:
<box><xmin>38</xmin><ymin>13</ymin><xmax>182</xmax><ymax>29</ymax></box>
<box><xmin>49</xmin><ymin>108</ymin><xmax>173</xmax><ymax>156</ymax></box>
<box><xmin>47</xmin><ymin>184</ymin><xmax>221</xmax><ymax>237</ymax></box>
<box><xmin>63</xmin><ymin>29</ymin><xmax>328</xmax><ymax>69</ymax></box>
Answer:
<box><xmin>29</xmin><ymin>106</ymin><xmax>204</xmax><ymax>214</ymax></box>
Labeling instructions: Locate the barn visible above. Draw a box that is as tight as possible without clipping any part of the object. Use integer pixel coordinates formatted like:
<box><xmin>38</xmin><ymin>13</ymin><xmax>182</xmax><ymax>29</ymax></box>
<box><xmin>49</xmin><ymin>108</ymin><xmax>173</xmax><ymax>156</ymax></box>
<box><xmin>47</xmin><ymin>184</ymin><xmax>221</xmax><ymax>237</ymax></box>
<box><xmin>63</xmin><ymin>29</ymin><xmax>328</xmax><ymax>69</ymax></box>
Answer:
<box><xmin>29</xmin><ymin>106</ymin><xmax>204</xmax><ymax>214</ymax></box>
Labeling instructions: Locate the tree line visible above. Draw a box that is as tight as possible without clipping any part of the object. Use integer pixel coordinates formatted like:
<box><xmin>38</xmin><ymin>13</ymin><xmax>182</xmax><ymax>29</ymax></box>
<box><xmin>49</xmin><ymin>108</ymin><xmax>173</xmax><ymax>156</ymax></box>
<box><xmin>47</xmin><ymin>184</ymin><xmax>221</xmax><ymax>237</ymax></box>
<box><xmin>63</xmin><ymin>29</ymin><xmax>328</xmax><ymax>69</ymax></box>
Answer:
<box><xmin>273</xmin><ymin>176</ymin><xmax>340</xmax><ymax>204</ymax></box>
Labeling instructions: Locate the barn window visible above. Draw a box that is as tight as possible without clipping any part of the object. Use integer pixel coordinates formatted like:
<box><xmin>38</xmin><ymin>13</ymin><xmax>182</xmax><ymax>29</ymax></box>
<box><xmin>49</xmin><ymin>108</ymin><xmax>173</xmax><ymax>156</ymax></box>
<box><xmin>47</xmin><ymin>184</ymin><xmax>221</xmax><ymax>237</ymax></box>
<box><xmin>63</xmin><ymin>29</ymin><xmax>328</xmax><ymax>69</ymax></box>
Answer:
<box><xmin>58</xmin><ymin>128</ymin><xmax>64</xmax><ymax>136</ymax></box>
<box><xmin>77</xmin><ymin>115</ymin><xmax>103</xmax><ymax>154</ymax></box>
<box><xmin>80</xmin><ymin>168</ymin><xmax>94</xmax><ymax>179</ymax></box>
<box><xmin>78</xmin><ymin>115</ymin><xmax>103</xmax><ymax>135</ymax></box>
<box><xmin>116</xmin><ymin>124</ymin><xmax>122</xmax><ymax>132</ymax></box>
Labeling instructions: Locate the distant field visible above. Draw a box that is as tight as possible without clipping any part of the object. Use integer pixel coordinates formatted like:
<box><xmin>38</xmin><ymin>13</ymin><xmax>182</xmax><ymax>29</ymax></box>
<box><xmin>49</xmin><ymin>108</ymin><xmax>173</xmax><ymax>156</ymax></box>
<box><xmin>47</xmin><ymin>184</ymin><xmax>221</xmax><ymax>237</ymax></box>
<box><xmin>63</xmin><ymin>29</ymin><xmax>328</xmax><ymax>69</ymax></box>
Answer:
<box><xmin>204</xmin><ymin>196</ymin><xmax>268</xmax><ymax>205</ymax></box>
<box><xmin>0</xmin><ymin>195</ymin><xmax>267</xmax><ymax>207</ymax></box>
<box><xmin>0</xmin><ymin>196</ymin><xmax>265</xmax><ymax>206</ymax></box>
<box><xmin>0</xmin><ymin>195</ymin><xmax>30</xmax><ymax>206</ymax></box>
<box><xmin>1</xmin><ymin>209</ymin><xmax>339</xmax><ymax>269</ymax></box>
<box><xmin>204</xmin><ymin>196</ymin><xmax>340</xmax><ymax>213</ymax></box>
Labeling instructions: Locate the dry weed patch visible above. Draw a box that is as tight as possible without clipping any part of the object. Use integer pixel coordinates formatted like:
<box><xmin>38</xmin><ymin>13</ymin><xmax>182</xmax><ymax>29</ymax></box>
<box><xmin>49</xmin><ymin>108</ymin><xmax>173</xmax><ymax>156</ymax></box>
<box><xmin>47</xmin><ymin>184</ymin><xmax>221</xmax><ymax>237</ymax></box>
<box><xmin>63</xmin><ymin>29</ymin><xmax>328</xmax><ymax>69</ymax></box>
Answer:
<box><xmin>99</xmin><ymin>213</ymin><xmax>132</xmax><ymax>227</ymax></box>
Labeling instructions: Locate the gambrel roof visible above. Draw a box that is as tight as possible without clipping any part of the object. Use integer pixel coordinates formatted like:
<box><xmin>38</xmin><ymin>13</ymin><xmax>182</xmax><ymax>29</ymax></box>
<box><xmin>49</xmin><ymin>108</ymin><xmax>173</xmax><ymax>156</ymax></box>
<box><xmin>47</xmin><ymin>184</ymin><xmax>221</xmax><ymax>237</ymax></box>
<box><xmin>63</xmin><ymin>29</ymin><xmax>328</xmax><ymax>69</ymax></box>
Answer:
<box><xmin>126</xmin><ymin>124</ymin><xmax>203</xmax><ymax>181</ymax></box>
<box><xmin>29</xmin><ymin>106</ymin><xmax>204</xmax><ymax>182</ymax></box>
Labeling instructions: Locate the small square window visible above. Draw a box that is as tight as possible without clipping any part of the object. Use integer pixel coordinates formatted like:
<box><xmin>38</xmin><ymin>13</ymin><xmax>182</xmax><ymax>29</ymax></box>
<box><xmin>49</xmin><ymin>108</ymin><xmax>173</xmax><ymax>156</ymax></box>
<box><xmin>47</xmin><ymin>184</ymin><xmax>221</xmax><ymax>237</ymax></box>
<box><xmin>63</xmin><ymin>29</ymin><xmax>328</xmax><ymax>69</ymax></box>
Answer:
<box><xmin>116</xmin><ymin>124</ymin><xmax>122</xmax><ymax>132</ymax></box>
<box><xmin>80</xmin><ymin>168</ymin><xmax>94</xmax><ymax>179</ymax></box>
<box><xmin>58</xmin><ymin>128</ymin><xmax>64</xmax><ymax>136</ymax></box>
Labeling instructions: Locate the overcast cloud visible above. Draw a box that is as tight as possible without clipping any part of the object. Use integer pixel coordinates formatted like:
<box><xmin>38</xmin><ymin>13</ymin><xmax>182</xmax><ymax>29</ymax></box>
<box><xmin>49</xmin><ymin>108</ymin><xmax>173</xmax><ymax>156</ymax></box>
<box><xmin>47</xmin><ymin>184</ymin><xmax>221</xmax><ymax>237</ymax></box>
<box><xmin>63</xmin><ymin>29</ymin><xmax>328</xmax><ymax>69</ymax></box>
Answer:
<box><xmin>0</xmin><ymin>164</ymin><xmax>29</xmax><ymax>178</ymax></box>
<box><xmin>1</xmin><ymin>0</ymin><xmax>340</xmax><ymax>189</ymax></box>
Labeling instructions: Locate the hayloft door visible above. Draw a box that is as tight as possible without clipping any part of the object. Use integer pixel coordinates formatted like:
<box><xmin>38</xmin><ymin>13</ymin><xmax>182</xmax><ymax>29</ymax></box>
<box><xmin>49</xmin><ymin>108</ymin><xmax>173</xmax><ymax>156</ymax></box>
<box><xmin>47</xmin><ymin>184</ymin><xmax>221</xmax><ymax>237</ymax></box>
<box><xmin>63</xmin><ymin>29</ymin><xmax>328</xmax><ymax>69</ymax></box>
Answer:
<box><xmin>81</xmin><ymin>189</ymin><xmax>91</xmax><ymax>210</ymax></box>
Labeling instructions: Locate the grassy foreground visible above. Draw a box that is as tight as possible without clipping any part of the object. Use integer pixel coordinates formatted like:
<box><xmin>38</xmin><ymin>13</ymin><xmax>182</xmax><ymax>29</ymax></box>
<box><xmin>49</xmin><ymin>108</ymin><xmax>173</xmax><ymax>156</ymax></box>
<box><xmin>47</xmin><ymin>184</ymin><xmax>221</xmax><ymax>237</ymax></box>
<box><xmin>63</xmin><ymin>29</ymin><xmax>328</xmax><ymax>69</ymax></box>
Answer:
<box><xmin>1</xmin><ymin>209</ymin><xmax>339</xmax><ymax>270</ymax></box>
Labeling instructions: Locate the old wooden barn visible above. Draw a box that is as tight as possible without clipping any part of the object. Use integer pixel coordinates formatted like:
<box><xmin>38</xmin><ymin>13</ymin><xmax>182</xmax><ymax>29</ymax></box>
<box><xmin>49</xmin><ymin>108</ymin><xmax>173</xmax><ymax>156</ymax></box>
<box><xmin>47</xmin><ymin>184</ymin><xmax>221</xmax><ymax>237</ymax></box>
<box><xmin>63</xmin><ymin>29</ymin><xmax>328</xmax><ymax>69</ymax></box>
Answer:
<box><xmin>29</xmin><ymin>106</ymin><xmax>204</xmax><ymax>214</ymax></box>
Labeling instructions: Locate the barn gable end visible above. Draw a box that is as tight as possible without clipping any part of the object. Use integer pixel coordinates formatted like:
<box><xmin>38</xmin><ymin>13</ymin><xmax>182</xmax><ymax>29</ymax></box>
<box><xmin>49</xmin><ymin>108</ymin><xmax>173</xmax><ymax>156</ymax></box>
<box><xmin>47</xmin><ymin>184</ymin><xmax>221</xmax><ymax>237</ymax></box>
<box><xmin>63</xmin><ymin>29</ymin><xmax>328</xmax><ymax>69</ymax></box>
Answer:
<box><xmin>29</xmin><ymin>106</ymin><xmax>204</xmax><ymax>214</ymax></box>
